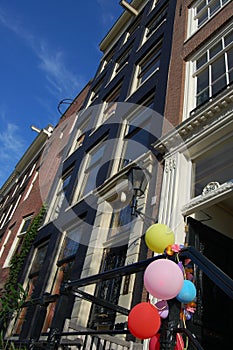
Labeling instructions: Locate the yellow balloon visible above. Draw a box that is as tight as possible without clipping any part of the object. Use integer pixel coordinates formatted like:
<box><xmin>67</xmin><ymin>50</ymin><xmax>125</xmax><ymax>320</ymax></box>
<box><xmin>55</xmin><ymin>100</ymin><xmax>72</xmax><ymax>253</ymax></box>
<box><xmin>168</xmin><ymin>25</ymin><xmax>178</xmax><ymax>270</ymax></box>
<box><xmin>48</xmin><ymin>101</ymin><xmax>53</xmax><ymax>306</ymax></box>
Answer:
<box><xmin>145</xmin><ymin>223</ymin><xmax>175</xmax><ymax>253</ymax></box>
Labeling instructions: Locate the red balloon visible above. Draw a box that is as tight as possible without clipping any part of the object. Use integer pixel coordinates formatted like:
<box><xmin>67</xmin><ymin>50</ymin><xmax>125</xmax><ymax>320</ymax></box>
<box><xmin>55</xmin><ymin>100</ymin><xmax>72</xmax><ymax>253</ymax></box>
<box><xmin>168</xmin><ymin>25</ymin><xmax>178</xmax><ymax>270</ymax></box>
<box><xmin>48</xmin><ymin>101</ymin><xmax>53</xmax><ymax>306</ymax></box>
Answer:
<box><xmin>128</xmin><ymin>302</ymin><xmax>161</xmax><ymax>339</ymax></box>
<box><xmin>149</xmin><ymin>334</ymin><xmax>160</xmax><ymax>350</ymax></box>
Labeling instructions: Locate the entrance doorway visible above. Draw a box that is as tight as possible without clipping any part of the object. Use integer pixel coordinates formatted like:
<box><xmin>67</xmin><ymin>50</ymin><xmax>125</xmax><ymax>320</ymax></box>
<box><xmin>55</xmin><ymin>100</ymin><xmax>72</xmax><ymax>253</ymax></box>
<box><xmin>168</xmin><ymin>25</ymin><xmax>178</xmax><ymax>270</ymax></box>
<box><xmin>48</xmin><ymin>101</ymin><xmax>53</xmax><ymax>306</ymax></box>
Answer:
<box><xmin>187</xmin><ymin>217</ymin><xmax>233</xmax><ymax>350</ymax></box>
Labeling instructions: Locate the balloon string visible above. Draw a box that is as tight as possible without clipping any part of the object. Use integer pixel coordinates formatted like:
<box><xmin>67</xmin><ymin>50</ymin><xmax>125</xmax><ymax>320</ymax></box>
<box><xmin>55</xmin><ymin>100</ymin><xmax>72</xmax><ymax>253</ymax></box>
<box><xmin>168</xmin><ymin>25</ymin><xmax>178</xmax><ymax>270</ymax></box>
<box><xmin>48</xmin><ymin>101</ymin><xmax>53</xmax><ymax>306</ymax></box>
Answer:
<box><xmin>182</xmin><ymin>310</ymin><xmax>189</xmax><ymax>350</ymax></box>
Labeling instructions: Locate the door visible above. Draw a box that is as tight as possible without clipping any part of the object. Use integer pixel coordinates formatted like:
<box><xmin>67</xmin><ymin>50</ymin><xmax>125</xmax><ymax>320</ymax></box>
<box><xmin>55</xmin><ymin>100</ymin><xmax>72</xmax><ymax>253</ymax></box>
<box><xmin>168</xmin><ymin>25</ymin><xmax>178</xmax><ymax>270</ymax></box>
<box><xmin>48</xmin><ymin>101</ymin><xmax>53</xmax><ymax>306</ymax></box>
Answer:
<box><xmin>187</xmin><ymin>217</ymin><xmax>233</xmax><ymax>350</ymax></box>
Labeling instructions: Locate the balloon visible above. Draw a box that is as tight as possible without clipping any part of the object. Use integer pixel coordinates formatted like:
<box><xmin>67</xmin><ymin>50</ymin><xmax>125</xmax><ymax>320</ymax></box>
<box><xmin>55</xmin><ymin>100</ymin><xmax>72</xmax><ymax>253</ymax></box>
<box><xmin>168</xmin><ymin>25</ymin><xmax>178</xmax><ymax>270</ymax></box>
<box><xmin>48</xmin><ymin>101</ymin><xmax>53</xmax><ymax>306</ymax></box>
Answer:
<box><xmin>149</xmin><ymin>334</ymin><xmax>160</xmax><ymax>350</ymax></box>
<box><xmin>145</xmin><ymin>224</ymin><xmax>175</xmax><ymax>253</ymax></box>
<box><xmin>176</xmin><ymin>280</ymin><xmax>196</xmax><ymax>303</ymax></box>
<box><xmin>155</xmin><ymin>300</ymin><xmax>169</xmax><ymax>319</ymax></box>
<box><xmin>128</xmin><ymin>302</ymin><xmax>161</xmax><ymax>339</ymax></box>
<box><xmin>144</xmin><ymin>259</ymin><xmax>184</xmax><ymax>300</ymax></box>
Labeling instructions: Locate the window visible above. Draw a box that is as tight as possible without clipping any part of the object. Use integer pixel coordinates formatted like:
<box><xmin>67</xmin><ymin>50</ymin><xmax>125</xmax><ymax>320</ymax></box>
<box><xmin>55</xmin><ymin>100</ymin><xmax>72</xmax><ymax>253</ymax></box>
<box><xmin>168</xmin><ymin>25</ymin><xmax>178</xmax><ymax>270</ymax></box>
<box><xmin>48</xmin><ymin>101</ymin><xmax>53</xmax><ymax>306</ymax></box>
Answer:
<box><xmin>89</xmin><ymin>79</ymin><xmax>104</xmax><ymax>105</ymax></box>
<box><xmin>51</xmin><ymin>171</ymin><xmax>72</xmax><ymax>220</ymax></box>
<box><xmin>114</xmin><ymin>44</ymin><xmax>133</xmax><ymax>75</ymax></box>
<box><xmin>12</xmin><ymin>242</ymin><xmax>49</xmax><ymax>334</ymax></box>
<box><xmin>121</xmin><ymin>103</ymin><xmax>154</xmax><ymax>167</ymax></box>
<box><xmin>88</xmin><ymin>245</ymin><xmax>127</xmax><ymax>330</ymax></box>
<box><xmin>29</xmin><ymin>243</ymin><xmax>48</xmax><ymax>276</ymax></box>
<box><xmin>3</xmin><ymin>215</ymin><xmax>33</xmax><ymax>267</ymax></box>
<box><xmin>145</xmin><ymin>2</ymin><xmax>168</xmax><ymax>41</ymax></box>
<box><xmin>98</xmin><ymin>46</ymin><xmax>116</xmax><ymax>75</ymax></box>
<box><xmin>78</xmin><ymin>140</ymin><xmax>106</xmax><ymax>199</ymax></box>
<box><xmin>193</xmin><ymin>137</ymin><xmax>233</xmax><ymax>197</ymax></box>
<box><xmin>23</xmin><ymin>171</ymin><xmax>38</xmax><ymax>200</ymax></box>
<box><xmin>42</xmin><ymin>222</ymin><xmax>84</xmax><ymax>332</ymax></box>
<box><xmin>193</xmin><ymin>30</ymin><xmax>233</xmax><ymax>107</ymax></box>
<box><xmin>102</xmin><ymin>85</ymin><xmax>121</xmax><ymax>121</ymax></box>
<box><xmin>0</xmin><ymin>195</ymin><xmax>22</xmax><ymax>228</ymax></box>
<box><xmin>0</xmin><ymin>224</ymin><xmax>15</xmax><ymax>258</ymax></box>
<box><xmin>136</xmin><ymin>39</ymin><xmax>162</xmax><ymax>87</ymax></box>
<box><xmin>68</xmin><ymin>116</ymin><xmax>91</xmax><ymax>156</ymax></box>
<box><xmin>108</xmin><ymin>200</ymin><xmax>132</xmax><ymax>239</ymax></box>
<box><xmin>58</xmin><ymin>228</ymin><xmax>81</xmax><ymax>262</ymax></box>
<box><xmin>190</xmin><ymin>0</ymin><xmax>230</xmax><ymax>34</ymax></box>
<box><xmin>122</xmin><ymin>13</ymin><xmax>142</xmax><ymax>45</ymax></box>
<box><xmin>150</xmin><ymin>0</ymin><xmax>162</xmax><ymax>12</ymax></box>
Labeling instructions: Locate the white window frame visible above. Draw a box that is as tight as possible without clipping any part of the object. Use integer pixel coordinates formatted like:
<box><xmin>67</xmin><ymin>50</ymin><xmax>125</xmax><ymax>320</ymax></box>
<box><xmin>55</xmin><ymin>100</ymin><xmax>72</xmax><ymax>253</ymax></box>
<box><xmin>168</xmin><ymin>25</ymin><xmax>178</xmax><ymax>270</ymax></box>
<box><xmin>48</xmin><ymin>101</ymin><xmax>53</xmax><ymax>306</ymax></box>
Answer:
<box><xmin>73</xmin><ymin>139</ymin><xmax>107</xmax><ymax>202</ymax></box>
<box><xmin>183</xmin><ymin>23</ymin><xmax>233</xmax><ymax>117</ymax></box>
<box><xmin>3</xmin><ymin>215</ymin><xmax>33</xmax><ymax>268</ymax></box>
<box><xmin>188</xmin><ymin>0</ymin><xmax>231</xmax><ymax>37</ymax></box>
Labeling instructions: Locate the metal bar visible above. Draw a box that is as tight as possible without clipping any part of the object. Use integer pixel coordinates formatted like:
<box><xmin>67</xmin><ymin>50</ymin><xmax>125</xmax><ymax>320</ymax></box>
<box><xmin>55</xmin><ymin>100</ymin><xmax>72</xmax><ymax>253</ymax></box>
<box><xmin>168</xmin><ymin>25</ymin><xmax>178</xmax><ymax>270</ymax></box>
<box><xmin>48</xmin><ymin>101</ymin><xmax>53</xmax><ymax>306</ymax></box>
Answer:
<box><xmin>56</xmin><ymin>330</ymin><xmax>130</xmax><ymax>336</ymax></box>
<box><xmin>180</xmin><ymin>247</ymin><xmax>233</xmax><ymax>299</ymax></box>
<box><xmin>175</xmin><ymin>328</ymin><xmax>204</xmax><ymax>350</ymax></box>
<box><xmin>72</xmin><ymin>289</ymin><xmax>130</xmax><ymax>315</ymax></box>
<box><xmin>63</xmin><ymin>246</ymin><xmax>233</xmax><ymax>300</ymax></box>
<box><xmin>63</xmin><ymin>254</ymin><xmax>165</xmax><ymax>289</ymax></box>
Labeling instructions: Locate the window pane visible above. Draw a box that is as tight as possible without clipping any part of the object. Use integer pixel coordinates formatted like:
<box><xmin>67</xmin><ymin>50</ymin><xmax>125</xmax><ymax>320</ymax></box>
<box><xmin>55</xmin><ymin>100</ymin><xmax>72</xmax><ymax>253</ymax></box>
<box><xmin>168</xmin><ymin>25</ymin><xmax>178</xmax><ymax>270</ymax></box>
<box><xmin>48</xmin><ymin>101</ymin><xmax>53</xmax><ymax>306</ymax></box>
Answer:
<box><xmin>196</xmin><ymin>1</ymin><xmax>206</xmax><ymax>14</ymax></box>
<box><xmin>88</xmin><ymin>144</ymin><xmax>105</xmax><ymax>168</ymax></box>
<box><xmin>198</xmin><ymin>10</ymin><xmax>208</xmax><ymax>27</ymax></box>
<box><xmin>225</xmin><ymin>32</ymin><xmax>233</xmax><ymax>47</ymax></box>
<box><xmin>196</xmin><ymin>53</ymin><xmax>207</xmax><ymax>69</ymax></box>
<box><xmin>21</xmin><ymin>218</ymin><xmax>31</xmax><ymax>233</ymax></box>
<box><xmin>211</xmin><ymin>55</ymin><xmax>226</xmax><ymax>94</ymax></box>
<box><xmin>209</xmin><ymin>1</ymin><xmax>220</xmax><ymax>16</ymax></box>
<box><xmin>60</xmin><ymin>236</ymin><xmax>79</xmax><ymax>260</ymax></box>
<box><xmin>211</xmin><ymin>55</ymin><xmax>225</xmax><ymax>81</ymax></box>
<box><xmin>209</xmin><ymin>40</ymin><xmax>222</xmax><ymax>59</ymax></box>
<box><xmin>197</xmin><ymin>68</ymin><xmax>209</xmax><ymax>93</ymax></box>
<box><xmin>227</xmin><ymin>47</ymin><xmax>233</xmax><ymax>83</ymax></box>
<box><xmin>30</xmin><ymin>244</ymin><xmax>48</xmax><ymax>274</ymax></box>
<box><xmin>82</xmin><ymin>166</ymin><xmax>100</xmax><ymax>196</ymax></box>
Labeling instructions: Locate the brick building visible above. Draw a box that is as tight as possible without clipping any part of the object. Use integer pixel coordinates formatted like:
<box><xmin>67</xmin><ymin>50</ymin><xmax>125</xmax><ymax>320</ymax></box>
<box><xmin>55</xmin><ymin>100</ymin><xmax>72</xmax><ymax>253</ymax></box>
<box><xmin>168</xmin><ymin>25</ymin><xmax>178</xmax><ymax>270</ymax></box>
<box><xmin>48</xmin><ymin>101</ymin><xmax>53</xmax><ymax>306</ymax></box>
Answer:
<box><xmin>1</xmin><ymin>1</ymin><xmax>232</xmax><ymax>349</ymax></box>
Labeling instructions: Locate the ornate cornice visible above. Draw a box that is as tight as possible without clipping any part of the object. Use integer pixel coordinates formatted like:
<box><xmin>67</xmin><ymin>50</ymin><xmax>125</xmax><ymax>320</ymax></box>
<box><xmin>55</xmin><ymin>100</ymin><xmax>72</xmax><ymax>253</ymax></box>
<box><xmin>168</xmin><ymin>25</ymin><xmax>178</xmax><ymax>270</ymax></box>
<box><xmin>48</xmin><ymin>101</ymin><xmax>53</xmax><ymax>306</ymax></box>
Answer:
<box><xmin>181</xmin><ymin>180</ymin><xmax>233</xmax><ymax>216</ymax></box>
<box><xmin>153</xmin><ymin>85</ymin><xmax>233</xmax><ymax>158</ymax></box>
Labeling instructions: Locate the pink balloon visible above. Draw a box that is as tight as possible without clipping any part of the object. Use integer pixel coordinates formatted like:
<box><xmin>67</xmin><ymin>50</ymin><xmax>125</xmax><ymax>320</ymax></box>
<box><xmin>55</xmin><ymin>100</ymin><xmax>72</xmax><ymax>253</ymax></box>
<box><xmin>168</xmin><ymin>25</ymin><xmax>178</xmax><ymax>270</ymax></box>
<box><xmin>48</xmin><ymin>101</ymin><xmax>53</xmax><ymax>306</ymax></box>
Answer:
<box><xmin>144</xmin><ymin>259</ymin><xmax>184</xmax><ymax>300</ymax></box>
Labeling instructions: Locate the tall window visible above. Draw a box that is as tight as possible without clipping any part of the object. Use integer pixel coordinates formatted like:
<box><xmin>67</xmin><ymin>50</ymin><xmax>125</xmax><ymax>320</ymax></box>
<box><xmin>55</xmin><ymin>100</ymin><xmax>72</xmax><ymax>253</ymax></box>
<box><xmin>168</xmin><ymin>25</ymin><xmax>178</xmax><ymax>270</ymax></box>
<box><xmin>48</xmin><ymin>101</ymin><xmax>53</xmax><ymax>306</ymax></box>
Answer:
<box><xmin>51</xmin><ymin>170</ymin><xmax>72</xmax><ymax>220</ymax></box>
<box><xmin>42</xmin><ymin>222</ymin><xmax>84</xmax><ymax>332</ymax></box>
<box><xmin>78</xmin><ymin>140</ymin><xmax>106</xmax><ymax>199</ymax></box>
<box><xmin>102</xmin><ymin>85</ymin><xmax>121</xmax><ymax>121</ymax></box>
<box><xmin>14</xmin><ymin>242</ymin><xmax>48</xmax><ymax>334</ymax></box>
<box><xmin>88</xmin><ymin>245</ymin><xmax>127</xmax><ymax>330</ymax></box>
<box><xmin>136</xmin><ymin>39</ymin><xmax>162</xmax><ymax>87</ymax></box>
<box><xmin>190</xmin><ymin>0</ymin><xmax>230</xmax><ymax>32</ymax></box>
<box><xmin>145</xmin><ymin>2</ymin><xmax>168</xmax><ymax>41</ymax></box>
<box><xmin>194</xmin><ymin>29</ymin><xmax>233</xmax><ymax>107</ymax></box>
<box><xmin>114</xmin><ymin>44</ymin><xmax>133</xmax><ymax>75</ymax></box>
<box><xmin>121</xmin><ymin>103</ymin><xmax>154</xmax><ymax>167</ymax></box>
<box><xmin>3</xmin><ymin>215</ymin><xmax>33</xmax><ymax>267</ymax></box>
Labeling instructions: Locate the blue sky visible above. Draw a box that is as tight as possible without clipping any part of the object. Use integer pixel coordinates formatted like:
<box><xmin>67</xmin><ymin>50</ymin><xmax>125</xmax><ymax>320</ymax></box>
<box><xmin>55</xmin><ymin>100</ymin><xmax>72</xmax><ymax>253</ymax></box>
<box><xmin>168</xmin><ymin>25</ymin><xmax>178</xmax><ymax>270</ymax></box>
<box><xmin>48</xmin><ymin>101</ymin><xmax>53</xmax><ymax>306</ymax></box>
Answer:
<box><xmin>0</xmin><ymin>0</ymin><xmax>123</xmax><ymax>187</ymax></box>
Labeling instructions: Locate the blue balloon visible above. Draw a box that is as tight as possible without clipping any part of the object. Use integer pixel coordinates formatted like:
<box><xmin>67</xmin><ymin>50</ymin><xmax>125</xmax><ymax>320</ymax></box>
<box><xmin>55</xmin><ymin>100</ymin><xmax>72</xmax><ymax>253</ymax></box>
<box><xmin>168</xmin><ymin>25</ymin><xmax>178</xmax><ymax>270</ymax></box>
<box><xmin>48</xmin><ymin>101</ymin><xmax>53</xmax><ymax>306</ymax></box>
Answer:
<box><xmin>176</xmin><ymin>280</ymin><xmax>196</xmax><ymax>303</ymax></box>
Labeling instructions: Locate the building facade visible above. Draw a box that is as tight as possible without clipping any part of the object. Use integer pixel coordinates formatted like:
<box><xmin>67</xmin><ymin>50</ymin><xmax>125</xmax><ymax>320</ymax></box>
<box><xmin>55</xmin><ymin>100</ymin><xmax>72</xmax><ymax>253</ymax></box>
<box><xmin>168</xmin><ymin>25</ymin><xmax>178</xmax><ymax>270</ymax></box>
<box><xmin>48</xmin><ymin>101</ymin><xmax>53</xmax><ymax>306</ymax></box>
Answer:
<box><xmin>1</xmin><ymin>0</ymin><xmax>232</xmax><ymax>349</ymax></box>
<box><xmin>0</xmin><ymin>124</ymin><xmax>53</xmax><ymax>292</ymax></box>
<box><xmin>155</xmin><ymin>0</ymin><xmax>233</xmax><ymax>348</ymax></box>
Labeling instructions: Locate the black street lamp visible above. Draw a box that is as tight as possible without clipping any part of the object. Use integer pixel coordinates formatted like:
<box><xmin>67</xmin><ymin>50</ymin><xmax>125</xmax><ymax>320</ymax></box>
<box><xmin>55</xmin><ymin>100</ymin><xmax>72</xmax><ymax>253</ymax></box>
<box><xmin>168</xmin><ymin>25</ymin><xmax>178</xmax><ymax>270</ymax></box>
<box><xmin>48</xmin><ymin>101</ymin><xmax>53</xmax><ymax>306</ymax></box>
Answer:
<box><xmin>128</xmin><ymin>166</ymin><xmax>148</xmax><ymax>216</ymax></box>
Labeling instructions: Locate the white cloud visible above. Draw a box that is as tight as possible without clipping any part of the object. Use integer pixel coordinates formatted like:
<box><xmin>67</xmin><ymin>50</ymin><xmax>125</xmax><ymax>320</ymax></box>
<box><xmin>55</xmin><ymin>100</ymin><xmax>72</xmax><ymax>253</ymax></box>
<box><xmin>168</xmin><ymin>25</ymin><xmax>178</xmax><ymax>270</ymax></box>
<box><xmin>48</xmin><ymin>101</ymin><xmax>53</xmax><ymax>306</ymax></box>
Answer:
<box><xmin>0</xmin><ymin>123</ymin><xmax>25</xmax><ymax>160</ymax></box>
<box><xmin>97</xmin><ymin>0</ymin><xmax>118</xmax><ymax>27</ymax></box>
<box><xmin>0</xmin><ymin>6</ymin><xmax>82</xmax><ymax>99</ymax></box>
<box><xmin>0</xmin><ymin>121</ymin><xmax>26</xmax><ymax>186</ymax></box>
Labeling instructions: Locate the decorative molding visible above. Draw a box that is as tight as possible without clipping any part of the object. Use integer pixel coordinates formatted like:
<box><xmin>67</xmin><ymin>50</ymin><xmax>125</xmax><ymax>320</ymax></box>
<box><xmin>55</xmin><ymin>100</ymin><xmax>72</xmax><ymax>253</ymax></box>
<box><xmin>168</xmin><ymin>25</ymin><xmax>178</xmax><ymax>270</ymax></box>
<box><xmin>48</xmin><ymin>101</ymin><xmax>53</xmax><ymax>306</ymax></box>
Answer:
<box><xmin>202</xmin><ymin>182</ymin><xmax>220</xmax><ymax>195</ymax></box>
<box><xmin>181</xmin><ymin>180</ymin><xmax>233</xmax><ymax>216</ymax></box>
<box><xmin>154</xmin><ymin>85</ymin><xmax>233</xmax><ymax>157</ymax></box>
<box><xmin>165</xmin><ymin>157</ymin><xmax>176</xmax><ymax>173</ymax></box>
